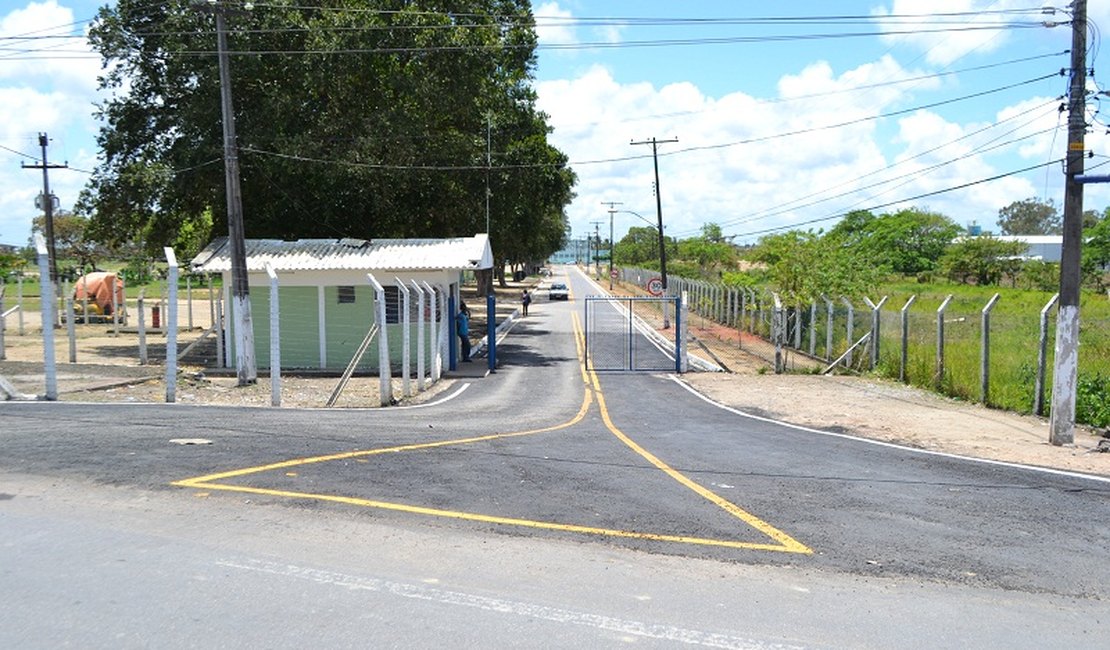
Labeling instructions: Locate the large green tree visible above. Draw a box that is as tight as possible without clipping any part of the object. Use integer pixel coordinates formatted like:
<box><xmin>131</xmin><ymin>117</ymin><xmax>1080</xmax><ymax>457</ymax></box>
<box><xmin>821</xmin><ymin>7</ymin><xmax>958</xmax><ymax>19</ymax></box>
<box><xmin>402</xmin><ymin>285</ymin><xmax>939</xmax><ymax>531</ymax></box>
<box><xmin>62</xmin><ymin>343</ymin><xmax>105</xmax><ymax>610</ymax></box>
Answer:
<box><xmin>997</xmin><ymin>198</ymin><xmax>1061</xmax><ymax>235</ymax></box>
<box><xmin>825</xmin><ymin>207</ymin><xmax>961</xmax><ymax>275</ymax></box>
<box><xmin>940</xmin><ymin>236</ymin><xmax>1027</xmax><ymax>285</ymax></box>
<box><xmin>80</xmin><ymin>0</ymin><xmax>574</xmax><ymax>261</ymax></box>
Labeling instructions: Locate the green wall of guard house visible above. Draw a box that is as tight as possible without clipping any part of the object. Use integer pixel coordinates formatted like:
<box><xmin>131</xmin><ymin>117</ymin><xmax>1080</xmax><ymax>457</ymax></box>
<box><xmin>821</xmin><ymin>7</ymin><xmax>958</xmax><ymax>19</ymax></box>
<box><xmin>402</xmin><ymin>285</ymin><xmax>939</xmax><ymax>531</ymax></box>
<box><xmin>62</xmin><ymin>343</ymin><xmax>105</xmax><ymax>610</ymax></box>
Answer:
<box><xmin>223</xmin><ymin>282</ymin><xmax>445</xmax><ymax>372</ymax></box>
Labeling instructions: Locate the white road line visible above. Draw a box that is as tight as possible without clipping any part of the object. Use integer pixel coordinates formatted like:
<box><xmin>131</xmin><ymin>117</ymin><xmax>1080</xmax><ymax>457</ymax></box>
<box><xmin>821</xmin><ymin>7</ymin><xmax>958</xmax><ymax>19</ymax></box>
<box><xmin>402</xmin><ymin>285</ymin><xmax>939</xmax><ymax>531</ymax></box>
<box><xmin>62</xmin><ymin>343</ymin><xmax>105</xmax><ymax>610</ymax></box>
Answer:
<box><xmin>217</xmin><ymin>558</ymin><xmax>810</xmax><ymax>650</ymax></box>
<box><xmin>670</xmin><ymin>375</ymin><xmax>1110</xmax><ymax>485</ymax></box>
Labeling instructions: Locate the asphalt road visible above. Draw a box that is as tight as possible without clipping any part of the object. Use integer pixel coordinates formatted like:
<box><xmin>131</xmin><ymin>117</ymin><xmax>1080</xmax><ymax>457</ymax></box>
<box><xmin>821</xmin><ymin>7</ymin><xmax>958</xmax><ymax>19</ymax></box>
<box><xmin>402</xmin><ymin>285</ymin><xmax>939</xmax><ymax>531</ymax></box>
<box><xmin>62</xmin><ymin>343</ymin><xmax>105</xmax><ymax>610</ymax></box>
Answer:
<box><xmin>2</xmin><ymin>266</ymin><xmax>1109</xmax><ymax>648</ymax></box>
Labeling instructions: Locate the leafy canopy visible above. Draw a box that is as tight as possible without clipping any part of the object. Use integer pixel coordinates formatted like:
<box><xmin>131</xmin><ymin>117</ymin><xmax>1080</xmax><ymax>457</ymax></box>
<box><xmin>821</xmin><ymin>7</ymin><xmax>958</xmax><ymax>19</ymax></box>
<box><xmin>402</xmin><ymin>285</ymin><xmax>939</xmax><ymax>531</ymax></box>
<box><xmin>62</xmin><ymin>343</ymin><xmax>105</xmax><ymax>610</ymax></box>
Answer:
<box><xmin>80</xmin><ymin>0</ymin><xmax>575</xmax><ymax>262</ymax></box>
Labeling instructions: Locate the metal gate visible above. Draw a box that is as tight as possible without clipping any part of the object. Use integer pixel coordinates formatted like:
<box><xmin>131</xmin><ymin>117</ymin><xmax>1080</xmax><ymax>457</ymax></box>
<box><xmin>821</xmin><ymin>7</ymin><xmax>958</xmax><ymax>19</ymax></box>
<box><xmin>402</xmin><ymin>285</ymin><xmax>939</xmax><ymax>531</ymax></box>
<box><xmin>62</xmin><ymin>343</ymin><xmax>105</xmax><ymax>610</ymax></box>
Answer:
<box><xmin>584</xmin><ymin>296</ymin><xmax>681</xmax><ymax>372</ymax></box>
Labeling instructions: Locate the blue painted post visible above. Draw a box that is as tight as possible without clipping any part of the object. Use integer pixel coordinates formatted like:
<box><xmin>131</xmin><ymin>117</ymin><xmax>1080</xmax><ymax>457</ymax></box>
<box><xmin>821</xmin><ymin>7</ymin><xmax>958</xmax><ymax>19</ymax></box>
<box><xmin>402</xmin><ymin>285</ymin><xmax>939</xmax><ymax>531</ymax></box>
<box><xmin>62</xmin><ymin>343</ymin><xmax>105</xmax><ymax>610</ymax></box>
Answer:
<box><xmin>487</xmin><ymin>293</ymin><xmax>496</xmax><ymax>372</ymax></box>
<box><xmin>448</xmin><ymin>295</ymin><xmax>457</xmax><ymax>371</ymax></box>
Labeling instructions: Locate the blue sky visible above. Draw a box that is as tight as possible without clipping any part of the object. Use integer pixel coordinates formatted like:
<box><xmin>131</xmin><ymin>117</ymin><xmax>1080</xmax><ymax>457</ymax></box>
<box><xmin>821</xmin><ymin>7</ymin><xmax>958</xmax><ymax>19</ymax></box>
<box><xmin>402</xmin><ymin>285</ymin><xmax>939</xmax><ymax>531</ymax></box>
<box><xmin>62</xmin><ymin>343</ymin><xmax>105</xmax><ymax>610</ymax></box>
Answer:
<box><xmin>2</xmin><ymin>1</ymin><xmax>1109</xmax><ymax>248</ymax></box>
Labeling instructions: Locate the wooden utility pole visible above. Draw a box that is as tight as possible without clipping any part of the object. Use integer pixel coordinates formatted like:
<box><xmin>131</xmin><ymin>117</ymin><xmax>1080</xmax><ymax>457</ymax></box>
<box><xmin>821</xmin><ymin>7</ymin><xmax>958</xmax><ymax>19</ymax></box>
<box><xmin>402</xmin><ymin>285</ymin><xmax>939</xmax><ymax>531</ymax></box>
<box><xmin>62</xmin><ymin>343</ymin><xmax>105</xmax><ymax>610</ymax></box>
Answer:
<box><xmin>631</xmin><ymin>137</ymin><xmax>677</xmax><ymax>327</ymax></box>
<box><xmin>601</xmin><ymin>201</ymin><xmax>622</xmax><ymax>290</ymax></box>
<box><xmin>1049</xmin><ymin>0</ymin><xmax>1087</xmax><ymax>445</ymax></box>
<box><xmin>208</xmin><ymin>4</ymin><xmax>257</xmax><ymax>385</ymax></box>
<box><xmin>22</xmin><ymin>133</ymin><xmax>67</xmax><ymax>286</ymax></box>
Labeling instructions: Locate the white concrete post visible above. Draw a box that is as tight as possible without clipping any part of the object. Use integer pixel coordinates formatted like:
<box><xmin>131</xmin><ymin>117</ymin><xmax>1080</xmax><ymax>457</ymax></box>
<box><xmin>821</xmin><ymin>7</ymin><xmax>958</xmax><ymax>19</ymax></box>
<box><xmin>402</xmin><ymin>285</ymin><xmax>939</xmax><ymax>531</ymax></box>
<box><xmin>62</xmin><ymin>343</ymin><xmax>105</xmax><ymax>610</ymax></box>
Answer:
<box><xmin>936</xmin><ymin>294</ymin><xmax>954</xmax><ymax>390</ymax></box>
<box><xmin>81</xmin><ymin>274</ymin><xmax>89</xmax><ymax>326</ymax></box>
<box><xmin>368</xmin><ymin>273</ymin><xmax>391</xmax><ymax>407</ymax></box>
<box><xmin>396</xmin><ymin>277</ymin><xmax>412</xmax><ymax>399</ymax></box>
<box><xmin>411</xmin><ymin>280</ymin><xmax>426</xmax><ymax>392</ymax></box>
<box><xmin>424</xmin><ymin>282</ymin><xmax>441</xmax><ymax>382</ymax></box>
<box><xmin>186</xmin><ymin>275</ymin><xmax>194</xmax><ymax>330</ymax></box>
<box><xmin>1034</xmin><ymin>293</ymin><xmax>1059</xmax><ymax>416</ymax></box>
<box><xmin>66</xmin><ymin>298</ymin><xmax>76</xmax><ymax>363</ymax></box>
<box><xmin>34</xmin><ymin>234</ymin><xmax>57</xmax><ymax>400</ymax></box>
<box><xmin>137</xmin><ymin>290</ymin><xmax>148</xmax><ymax>365</ymax></box>
<box><xmin>18</xmin><ymin>274</ymin><xmax>25</xmax><ymax>335</ymax></box>
<box><xmin>841</xmin><ymin>297</ymin><xmax>856</xmax><ymax>367</ymax></box>
<box><xmin>164</xmin><ymin>247</ymin><xmax>178</xmax><ymax>403</ymax></box>
<box><xmin>899</xmin><ymin>295</ymin><xmax>917</xmax><ymax>383</ymax></box>
<box><xmin>266</xmin><ymin>263</ymin><xmax>280</xmax><ymax>407</ymax></box>
<box><xmin>980</xmin><ymin>293</ymin><xmax>1001</xmax><ymax>404</ymax></box>
<box><xmin>823</xmin><ymin>295</ymin><xmax>834</xmax><ymax>362</ymax></box>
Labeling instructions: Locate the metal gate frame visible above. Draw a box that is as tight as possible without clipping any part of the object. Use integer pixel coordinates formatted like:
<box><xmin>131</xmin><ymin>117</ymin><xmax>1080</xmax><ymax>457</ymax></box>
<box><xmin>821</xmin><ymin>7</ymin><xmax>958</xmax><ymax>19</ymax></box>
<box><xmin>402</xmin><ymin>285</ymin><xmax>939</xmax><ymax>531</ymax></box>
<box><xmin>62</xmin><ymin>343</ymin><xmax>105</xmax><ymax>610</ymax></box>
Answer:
<box><xmin>584</xmin><ymin>295</ymin><xmax>682</xmax><ymax>372</ymax></box>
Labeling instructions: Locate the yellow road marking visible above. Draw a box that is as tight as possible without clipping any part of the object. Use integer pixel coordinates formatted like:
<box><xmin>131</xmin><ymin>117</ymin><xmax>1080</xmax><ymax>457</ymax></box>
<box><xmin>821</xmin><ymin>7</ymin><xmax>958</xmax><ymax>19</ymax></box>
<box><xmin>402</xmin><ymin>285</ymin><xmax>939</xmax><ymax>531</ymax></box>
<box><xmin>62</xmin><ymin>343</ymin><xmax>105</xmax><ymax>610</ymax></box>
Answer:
<box><xmin>172</xmin><ymin>288</ymin><xmax>811</xmax><ymax>554</ymax></box>
<box><xmin>173</xmin><ymin>390</ymin><xmax>592</xmax><ymax>489</ymax></box>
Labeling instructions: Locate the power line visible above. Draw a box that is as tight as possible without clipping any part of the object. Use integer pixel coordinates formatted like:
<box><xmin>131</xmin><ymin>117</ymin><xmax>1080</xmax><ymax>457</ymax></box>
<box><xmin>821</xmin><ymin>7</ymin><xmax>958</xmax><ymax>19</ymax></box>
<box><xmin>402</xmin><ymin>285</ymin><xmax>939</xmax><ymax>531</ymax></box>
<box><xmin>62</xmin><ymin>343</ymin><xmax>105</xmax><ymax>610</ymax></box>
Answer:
<box><xmin>726</xmin><ymin>159</ymin><xmax>1065</xmax><ymax>240</ymax></box>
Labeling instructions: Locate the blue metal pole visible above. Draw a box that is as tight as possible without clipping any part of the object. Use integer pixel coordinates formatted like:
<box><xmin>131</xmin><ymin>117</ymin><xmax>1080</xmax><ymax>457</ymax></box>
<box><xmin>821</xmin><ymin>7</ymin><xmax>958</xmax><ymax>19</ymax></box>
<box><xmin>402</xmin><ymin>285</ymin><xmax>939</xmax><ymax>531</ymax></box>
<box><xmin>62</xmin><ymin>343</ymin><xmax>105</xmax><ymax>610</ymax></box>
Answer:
<box><xmin>487</xmin><ymin>293</ymin><xmax>496</xmax><ymax>372</ymax></box>
<box><xmin>448</xmin><ymin>295</ymin><xmax>457</xmax><ymax>371</ymax></box>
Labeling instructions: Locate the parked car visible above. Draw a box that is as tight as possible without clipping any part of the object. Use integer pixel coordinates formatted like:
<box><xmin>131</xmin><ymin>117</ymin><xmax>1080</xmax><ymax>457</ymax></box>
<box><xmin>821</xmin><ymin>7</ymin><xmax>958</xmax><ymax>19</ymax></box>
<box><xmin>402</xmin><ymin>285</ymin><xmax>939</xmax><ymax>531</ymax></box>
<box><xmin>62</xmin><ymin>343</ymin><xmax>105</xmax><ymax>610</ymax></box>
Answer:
<box><xmin>548</xmin><ymin>282</ymin><xmax>569</xmax><ymax>300</ymax></box>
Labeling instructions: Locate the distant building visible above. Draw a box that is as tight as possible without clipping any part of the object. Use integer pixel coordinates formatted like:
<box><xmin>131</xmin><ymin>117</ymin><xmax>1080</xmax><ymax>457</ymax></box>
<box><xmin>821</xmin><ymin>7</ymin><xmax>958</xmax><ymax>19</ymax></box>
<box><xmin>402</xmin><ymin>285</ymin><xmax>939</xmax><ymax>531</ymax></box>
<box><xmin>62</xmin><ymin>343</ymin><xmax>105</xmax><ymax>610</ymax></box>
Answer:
<box><xmin>991</xmin><ymin>235</ymin><xmax>1063</xmax><ymax>262</ymax></box>
<box><xmin>0</xmin><ymin>243</ymin><xmax>19</xmax><ymax>255</ymax></box>
<box><xmin>549</xmin><ymin>238</ymin><xmax>590</xmax><ymax>265</ymax></box>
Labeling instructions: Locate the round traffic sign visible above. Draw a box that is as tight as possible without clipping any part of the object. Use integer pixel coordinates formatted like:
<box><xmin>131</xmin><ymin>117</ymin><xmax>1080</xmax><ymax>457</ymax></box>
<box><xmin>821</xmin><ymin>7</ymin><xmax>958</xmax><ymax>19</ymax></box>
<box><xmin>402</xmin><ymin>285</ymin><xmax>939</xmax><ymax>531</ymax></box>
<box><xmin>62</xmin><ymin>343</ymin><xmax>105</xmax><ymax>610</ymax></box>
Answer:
<box><xmin>646</xmin><ymin>277</ymin><xmax>663</xmax><ymax>296</ymax></box>
<box><xmin>610</xmin><ymin>269</ymin><xmax>619</xmax><ymax>278</ymax></box>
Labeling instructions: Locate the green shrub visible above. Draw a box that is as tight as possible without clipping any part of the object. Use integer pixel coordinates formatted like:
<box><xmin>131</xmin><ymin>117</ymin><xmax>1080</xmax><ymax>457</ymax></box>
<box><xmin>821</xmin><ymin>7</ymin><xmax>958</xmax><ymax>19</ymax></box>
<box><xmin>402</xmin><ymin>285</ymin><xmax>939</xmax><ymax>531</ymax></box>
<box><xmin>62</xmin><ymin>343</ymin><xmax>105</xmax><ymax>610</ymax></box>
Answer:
<box><xmin>1076</xmin><ymin>373</ymin><xmax>1110</xmax><ymax>428</ymax></box>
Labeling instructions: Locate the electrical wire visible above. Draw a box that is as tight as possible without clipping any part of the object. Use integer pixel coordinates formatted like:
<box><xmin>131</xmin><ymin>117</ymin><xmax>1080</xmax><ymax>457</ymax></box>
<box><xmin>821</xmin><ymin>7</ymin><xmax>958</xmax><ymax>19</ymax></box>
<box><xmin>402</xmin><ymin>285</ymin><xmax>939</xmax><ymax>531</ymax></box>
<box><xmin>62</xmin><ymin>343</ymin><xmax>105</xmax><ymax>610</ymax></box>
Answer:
<box><xmin>727</xmin><ymin>159</ymin><xmax>1065</xmax><ymax>239</ymax></box>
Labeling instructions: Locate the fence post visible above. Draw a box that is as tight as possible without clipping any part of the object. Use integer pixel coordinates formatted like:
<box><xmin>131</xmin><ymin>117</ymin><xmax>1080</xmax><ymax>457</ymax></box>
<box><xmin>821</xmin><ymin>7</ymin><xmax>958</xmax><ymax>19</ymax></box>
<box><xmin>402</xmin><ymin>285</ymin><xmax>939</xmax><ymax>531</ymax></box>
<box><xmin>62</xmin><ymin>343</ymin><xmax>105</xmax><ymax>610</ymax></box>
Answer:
<box><xmin>980</xmin><ymin>293</ymin><xmax>1001</xmax><ymax>404</ymax></box>
<box><xmin>412</xmin><ymin>281</ymin><xmax>426</xmax><ymax>392</ymax></box>
<box><xmin>772</xmin><ymin>292</ymin><xmax>784</xmax><ymax>374</ymax></box>
<box><xmin>215</xmin><ymin>292</ymin><xmax>225</xmax><ymax>369</ymax></box>
<box><xmin>137</xmin><ymin>290</ymin><xmax>147</xmax><ymax>365</ymax></box>
<box><xmin>809</xmin><ymin>301</ymin><xmax>817</xmax><ymax>356</ymax></box>
<box><xmin>935</xmin><ymin>294</ymin><xmax>954</xmax><ymax>390</ymax></box>
<box><xmin>81</xmin><ymin>274</ymin><xmax>89</xmax><ymax>327</ymax></box>
<box><xmin>841</xmin><ymin>297</ymin><xmax>855</xmax><ymax>367</ymax></box>
<box><xmin>0</xmin><ymin>286</ymin><xmax>5</xmax><ymax>360</ymax></box>
<box><xmin>266</xmin><ymin>263</ymin><xmax>280</xmax><ymax>407</ymax></box>
<box><xmin>186</xmin><ymin>275</ymin><xmax>194</xmax><ymax>330</ymax></box>
<box><xmin>748</xmin><ymin>289</ymin><xmax>757</xmax><ymax>333</ymax></box>
<box><xmin>1034</xmin><ymin>293</ymin><xmax>1059</xmax><ymax>416</ymax></box>
<box><xmin>396</xmin><ymin>278</ymin><xmax>412</xmax><ymax>398</ymax></box>
<box><xmin>18</xmin><ymin>274</ymin><xmax>25</xmax><ymax>335</ymax></box>
<box><xmin>368</xmin><ymin>273</ymin><xmax>391</xmax><ymax>407</ymax></box>
<box><xmin>112</xmin><ymin>279</ymin><xmax>120</xmax><ymax>337</ymax></box>
<box><xmin>793</xmin><ymin>303</ymin><xmax>802</xmax><ymax>349</ymax></box>
<box><xmin>899</xmin><ymin>295</ymin><xmax>917</xmax><ymax>383</ymax></box>
<box><xmin>34</xmin><ymin>234</ymin><xmax>57</xmax><ymax>400</ymax></box>
<box><xmin>863</xmin><ymin>296</ymin><xmax>888</xmax><ymax>370</ymax></box>
<box><xmin>823</xmin><ymin>295</ymin><xmax>834</xmax><ymax>362</ymax></box>
<box><xmin>66</xmin><ymin>298</ymin><xmax>76</xmax><ymax>363</ymax></box>
<box><xmin>423</xmin><ymin>282</ymin><xmax>440</xmax><ymax>382</ymax></box>
<box><xmin>164</xmin><ymin>247</ymin><xmax>178</xmax><ymax>404</ymax></box>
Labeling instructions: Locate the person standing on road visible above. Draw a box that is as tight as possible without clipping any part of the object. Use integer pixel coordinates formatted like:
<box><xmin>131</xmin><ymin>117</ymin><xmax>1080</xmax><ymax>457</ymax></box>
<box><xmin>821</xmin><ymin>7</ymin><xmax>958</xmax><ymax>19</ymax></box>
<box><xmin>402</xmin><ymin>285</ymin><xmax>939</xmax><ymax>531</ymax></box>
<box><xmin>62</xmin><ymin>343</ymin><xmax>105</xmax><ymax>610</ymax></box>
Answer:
<box><xmin>521</xmin><ymin>289</ymin><xmax>531</xmax><ymax>317</ymax></box>
<box><xmin>456</xmin><ymin>303</ymin><xmax>472</xmax><ymax>362</ymax></box>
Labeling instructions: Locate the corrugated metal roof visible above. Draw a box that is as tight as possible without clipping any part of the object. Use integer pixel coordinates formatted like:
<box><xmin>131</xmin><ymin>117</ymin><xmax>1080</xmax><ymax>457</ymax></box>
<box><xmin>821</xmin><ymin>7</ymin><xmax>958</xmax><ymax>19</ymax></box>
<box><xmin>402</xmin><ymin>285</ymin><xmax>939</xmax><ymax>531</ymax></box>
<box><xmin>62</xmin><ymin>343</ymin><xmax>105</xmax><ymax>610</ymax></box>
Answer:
<box><xmin>190</xmin><ymin>235</ymin><xmax>493</xmax><ymax>273</ymax></box>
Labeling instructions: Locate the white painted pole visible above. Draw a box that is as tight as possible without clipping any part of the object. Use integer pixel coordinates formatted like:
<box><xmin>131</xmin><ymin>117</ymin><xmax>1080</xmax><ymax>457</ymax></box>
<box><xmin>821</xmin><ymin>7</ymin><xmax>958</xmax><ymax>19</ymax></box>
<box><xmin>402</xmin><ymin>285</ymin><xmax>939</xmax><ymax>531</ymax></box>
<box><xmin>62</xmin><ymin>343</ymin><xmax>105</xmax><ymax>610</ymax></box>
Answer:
<box><xmin>424</xmin><ymin>282</ymin><xmax>441</xmax><ymax>382</ymax></box>
<box><xmin>411</xmin><ymin>280</ymin><xmax>426</xmax><ymax>392</ymax></box>
<box><xmin>34</xmin><ymin>234</ymin><xmax>57</xmax><ymax>400</ymax></box>
<box><xmin>0</xmin><ymin>286</ymin><xmax>5</xmax><ymax>360</ymax></box>
<box><xmin>368</xmin><ymin>273</ymin><xmax>391</xmax><ymax>407</ymax></box>
<box><xmin>66</xmin><ymin>298</ymin><xmax>76</xmax><ymax>363</ymax></box>
<box><xmin>18</xmin><ymin>274</ymin><xmax>25</xmax><ymax>335</ymax></box>
<box><xmin>164</xmin><ymin>247</ymin><xmax>178</xmax><ymax>403</ymax></box>
<box><xmin>186</xmin><ymin>275</ymin><xmax>194</xmax><ymax>330</ymax></box>
<box><xmin>266</xmin><ymin>263</ymin><xmax>280</xmax><ymax>407</ymax></box>
<box><xmin>137</xmin><ymin>290</ymin><xmax>148</xmax><ymax>365</ymax></box>
<box><xmin>396</xmin><ymin>278</ymin><xmax>411</xmax><ymax>399</ymax></box>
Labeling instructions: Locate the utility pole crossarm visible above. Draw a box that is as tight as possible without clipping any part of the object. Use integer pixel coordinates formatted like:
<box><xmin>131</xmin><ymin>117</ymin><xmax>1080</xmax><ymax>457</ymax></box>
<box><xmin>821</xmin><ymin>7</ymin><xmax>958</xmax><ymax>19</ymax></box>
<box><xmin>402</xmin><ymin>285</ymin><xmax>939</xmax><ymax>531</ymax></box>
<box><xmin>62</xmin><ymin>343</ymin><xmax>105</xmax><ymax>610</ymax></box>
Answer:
<box><xmin>22</xmin><ymin>133</ymin><xmax>68</xmax><ymax>286</ymax></box>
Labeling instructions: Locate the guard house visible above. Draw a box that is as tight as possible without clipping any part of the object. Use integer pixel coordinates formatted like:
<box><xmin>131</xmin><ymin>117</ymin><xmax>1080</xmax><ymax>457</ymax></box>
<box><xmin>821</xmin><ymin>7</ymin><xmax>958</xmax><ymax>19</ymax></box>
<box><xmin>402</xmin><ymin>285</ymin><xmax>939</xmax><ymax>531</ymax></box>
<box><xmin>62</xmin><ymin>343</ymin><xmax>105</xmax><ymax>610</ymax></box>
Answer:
<box><xmin>190</xmin><ymin>235</ymin><xmax>493</xmax><ymax>371</ymax></box>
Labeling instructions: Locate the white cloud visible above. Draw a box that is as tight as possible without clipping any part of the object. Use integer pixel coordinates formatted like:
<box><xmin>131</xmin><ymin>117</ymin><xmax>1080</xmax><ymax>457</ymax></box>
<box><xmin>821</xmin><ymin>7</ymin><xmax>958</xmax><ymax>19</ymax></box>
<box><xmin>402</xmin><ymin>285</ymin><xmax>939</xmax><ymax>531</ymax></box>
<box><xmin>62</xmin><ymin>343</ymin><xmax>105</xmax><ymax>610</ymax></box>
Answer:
<box><xmin>1</xmin><ymin>1</ymin><xmax>101</xmax><ymax>246</ymax></box>
<box><xmin>873</xmin><ymin>0</ymin><xmax>1034</xmax><ymax>67</ymax></box>
<box><xmin>533</xmin><ymin>2</ymin><xmax>577</xmax><ymax>45</ymax></box>
<box><xmin>536</xmin><ymin>54</ymin><xmax>1056</xmax><ymax>243</ymax></box>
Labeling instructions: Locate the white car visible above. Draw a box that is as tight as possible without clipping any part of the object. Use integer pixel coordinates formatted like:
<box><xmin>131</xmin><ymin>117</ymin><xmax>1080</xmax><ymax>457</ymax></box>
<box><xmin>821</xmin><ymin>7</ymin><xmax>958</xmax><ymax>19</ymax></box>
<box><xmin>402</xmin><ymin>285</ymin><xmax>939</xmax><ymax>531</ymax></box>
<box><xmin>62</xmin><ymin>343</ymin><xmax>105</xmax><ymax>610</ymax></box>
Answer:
<box><xmin>548</xmin><ymin>282</ymin><xmax>569</xmax><ymax>300</ymax></box>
